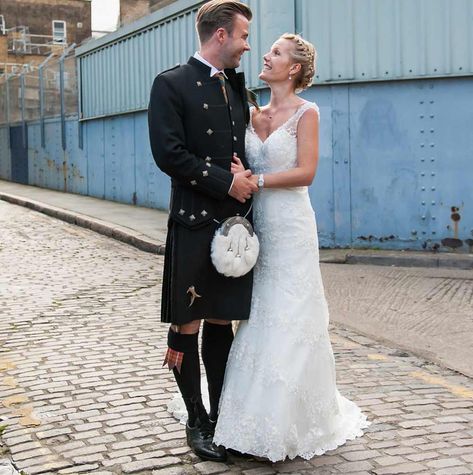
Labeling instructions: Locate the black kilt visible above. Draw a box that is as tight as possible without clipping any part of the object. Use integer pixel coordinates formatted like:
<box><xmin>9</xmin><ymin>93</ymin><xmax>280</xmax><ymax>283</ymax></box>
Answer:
<box><xmin>161</xmin><ymin>218</ymin><xmax>253</xmax><ymax>324</ymax></box>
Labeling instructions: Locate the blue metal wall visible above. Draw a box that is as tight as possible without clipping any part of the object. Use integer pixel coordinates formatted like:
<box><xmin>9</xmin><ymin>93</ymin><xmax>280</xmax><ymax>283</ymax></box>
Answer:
<box><xmin>82</xmin><ymin>114</ymin><xmax>170</xmax><ymax>207</ymax></box>
<box><xmin>2</xmin><ymin>76</ymin><xmax>471</xmax><ymax>251</ymax></box>
<box><xmin>0</xmin><ymin>127</ymin><xmax>11</xmax><ymax>180</ymax></box>
<box><xmin>296</xmin><ymin>0</ymin><xmax>473</xmax><ymax>84</ymax></box>
<box><xmin>76</xmin><ymin>0</ymin><xmax>473</xmax><ymax>120</ymax></box>
<box><xmin>12</xmin><ymin>115</ymin><xmax>171</xmax><ymax>208</ymax></box>
<box><xmin>10</xmin><ymin>126</ymin><xmax>29</xmax><ymax>185</ymax></box>
<box><xmin>76</xmin><ymin>0</ymin><xmax>202</xmax><ymax>120</ymax></box>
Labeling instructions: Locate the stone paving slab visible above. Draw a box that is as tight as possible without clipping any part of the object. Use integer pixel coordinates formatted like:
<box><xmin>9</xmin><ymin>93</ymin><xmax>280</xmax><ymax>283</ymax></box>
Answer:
<box><xmin>1</xmin><ymin>201</ymin><xmax>473</xmax><ymax>475</ymax></box>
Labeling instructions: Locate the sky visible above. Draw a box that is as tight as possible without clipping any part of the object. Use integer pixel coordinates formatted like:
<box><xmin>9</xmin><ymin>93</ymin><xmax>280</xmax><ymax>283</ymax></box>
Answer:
<box><xmin>91</xmin><ymin>0</ymin><xmax>120</xmax><ymax>34</ymax></box>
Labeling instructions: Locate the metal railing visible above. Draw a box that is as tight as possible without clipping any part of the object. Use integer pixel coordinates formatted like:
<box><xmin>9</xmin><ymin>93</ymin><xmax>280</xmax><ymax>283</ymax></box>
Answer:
<box><xmin>0</xmin><ymin>44</ymin><xmax>78</xmax><ymax>150</ymax></box>
<box><xmin>6</xmin><ymin>26</ymin><xmax>67</xmax><ymax>56</ymax></box>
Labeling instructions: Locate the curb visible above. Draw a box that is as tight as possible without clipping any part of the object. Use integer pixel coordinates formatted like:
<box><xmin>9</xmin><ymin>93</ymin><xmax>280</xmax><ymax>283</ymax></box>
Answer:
<box><xmin>2</xmin><ymin>192</ymin><xmax>472</xmax><ymax>269</ymax></box>
<box><xmin>0</xmin><ymin>193</ymin><xmax>166</xmax><ymax>255</ymax></box>
<box><xmin>344</xmin><ymin>253</ymin><xmax>473</xmax><ymax>270</ymax></box>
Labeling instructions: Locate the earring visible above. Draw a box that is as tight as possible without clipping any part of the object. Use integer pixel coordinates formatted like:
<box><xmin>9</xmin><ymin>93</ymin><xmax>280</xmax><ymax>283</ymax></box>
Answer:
<box><xmin>289</xmin><ymin>75</ymin><xmax>292</xmax><ymax>80</ymax></box>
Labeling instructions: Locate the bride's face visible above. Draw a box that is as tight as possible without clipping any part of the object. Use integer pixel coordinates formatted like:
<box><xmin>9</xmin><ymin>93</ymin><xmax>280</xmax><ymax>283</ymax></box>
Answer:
<box><xmin>259</xmin><ymin>39</ymin><xmax>299</xmax><ymax>85</ymax></box>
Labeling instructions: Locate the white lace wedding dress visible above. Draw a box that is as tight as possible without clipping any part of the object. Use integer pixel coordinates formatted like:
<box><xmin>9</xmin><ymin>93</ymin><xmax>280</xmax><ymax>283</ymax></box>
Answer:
<box><xmin>212</xmin><ymin>102</ymin><xmax>369</xmax><ymax>462</ymax></box>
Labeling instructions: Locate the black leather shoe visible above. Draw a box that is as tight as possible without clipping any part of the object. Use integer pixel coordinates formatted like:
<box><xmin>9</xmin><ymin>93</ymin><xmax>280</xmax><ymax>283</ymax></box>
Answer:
<box><xmin>186</xmin><ymin>420</ymin><xmax>227</xmax><ymax>462</ymax></box>
<box><xmin>227</xmin><ymin>447</ymin><xmax>254</xmax><ymax>459</ymax></box>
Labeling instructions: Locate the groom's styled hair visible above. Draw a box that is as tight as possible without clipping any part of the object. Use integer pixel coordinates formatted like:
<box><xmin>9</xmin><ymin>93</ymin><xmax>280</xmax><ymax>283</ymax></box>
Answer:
<box><xmin>196</xmin><ymin>0</ymin><xmax>252</xmax><ymax>44</ymax></box>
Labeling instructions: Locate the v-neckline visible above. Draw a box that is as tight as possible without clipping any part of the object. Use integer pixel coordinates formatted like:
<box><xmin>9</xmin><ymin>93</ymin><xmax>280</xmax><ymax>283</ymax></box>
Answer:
<box><xmin>250</xmin><ymin>102</ymin><xmax>308</xmax><ymax>145</ymax></box>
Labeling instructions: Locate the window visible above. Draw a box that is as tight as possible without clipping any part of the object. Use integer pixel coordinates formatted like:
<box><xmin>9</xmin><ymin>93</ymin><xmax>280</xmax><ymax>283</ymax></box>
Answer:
<box><xmin>0</xmin><ymin>15</ymin><xmax>5</xmax><ymax>35</ymax></box>
<box><xmin>52</xmin><ymin>20</ymin><xmax>66</xmax><ymax>44</ymax></box>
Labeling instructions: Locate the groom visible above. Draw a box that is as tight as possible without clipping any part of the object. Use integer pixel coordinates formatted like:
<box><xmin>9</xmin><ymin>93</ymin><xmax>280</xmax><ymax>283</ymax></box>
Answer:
<box><xmin>148</xmin><ymin>0</ymin><xmax>256</xmax><ymax>462</ymax></box>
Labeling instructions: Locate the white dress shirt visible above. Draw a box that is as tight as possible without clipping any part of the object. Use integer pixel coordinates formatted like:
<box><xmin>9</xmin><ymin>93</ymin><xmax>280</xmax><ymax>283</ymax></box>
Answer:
<box><xmin>193</xmin><ymin>51</ymin><xmax>228</xmax><ymax>78</ymax></box>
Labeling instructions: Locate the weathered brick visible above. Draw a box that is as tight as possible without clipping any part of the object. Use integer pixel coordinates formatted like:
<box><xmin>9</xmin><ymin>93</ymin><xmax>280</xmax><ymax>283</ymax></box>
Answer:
<box><xmin>122</xmin><ymin>457</ymin><xmax>181</xmax><ymax>473</ymax></box>
<box><xmin>427</xmin><ymin>458</ymin><xmax>465</xmax><ymax>469</ymax></box>
<box><xmin>373</xmin><ymin>462</ymin><xmax>428</xmax><ymax>474</ymax></box>
<box><xmin>111</xmin><ymin>438</ymin><xmax>154</xmax><ymax>450</ymax></box>
<box><xmin>13</xmin><ymin>447</ymin><xmax>52</xmax><ymax>461</ymax></box>
<box><xmin>430</xmin><ymin>424</ymin><xmax>466</xmax><ymax>434</ymax></box>
<box><xmin>194</xmin><ymin>461</ymin><xmax>231</xmax><ymax>474</ymax></box>
<box><xmin>342</xmin><ymin>450</ymin><xmax>381</xmax><ymax>461</ymax></box>
<box><xmin>62</xmin><ymin>444</ymin><xmax>107</xmax><ymax>458</ymax></box>
<box><xmin>336</xmin><ymin>461</ymin><xmax>374</xmax><ymax>473</ymax></box>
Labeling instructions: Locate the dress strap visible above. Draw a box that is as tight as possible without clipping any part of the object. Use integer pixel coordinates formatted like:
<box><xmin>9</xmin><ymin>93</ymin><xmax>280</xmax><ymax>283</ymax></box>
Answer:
<box><xmin>293</xmin><ymin>101</ymin><xmax>319</xmax><ymax>122</ymax></box>
<box><xmin>286</xmin><ymin>102</ymin><xmax>319</xmax><ymax>136</ymax></box>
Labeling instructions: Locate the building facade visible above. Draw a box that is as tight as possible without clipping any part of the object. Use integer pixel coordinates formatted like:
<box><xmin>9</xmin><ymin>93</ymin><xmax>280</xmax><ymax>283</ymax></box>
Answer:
<box><xmin>0</xmin><ymin>0</ymin><xmax>91</xmax><ymax>45</ymax></box>
<box><xmin>0</xmin><ymin>0</ymin><xmax>91</xmax><ymax>74</ymax></box>
<box><xmin>119</xmin><ymin>0</ymin><xmax>178</xmax><ymax>26</ymax></box>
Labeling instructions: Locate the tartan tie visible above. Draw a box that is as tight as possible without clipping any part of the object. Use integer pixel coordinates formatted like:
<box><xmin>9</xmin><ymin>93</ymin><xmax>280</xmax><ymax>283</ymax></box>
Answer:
<box><xmin>214</xmin><ymin>72</ymin><xmax>228</xmax><ymax>104</ymax></box>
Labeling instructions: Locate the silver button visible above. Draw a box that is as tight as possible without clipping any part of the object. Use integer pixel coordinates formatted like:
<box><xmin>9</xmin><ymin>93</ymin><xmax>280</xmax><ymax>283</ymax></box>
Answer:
<box><xmin>190</xmin><ymin>180</ymin><xmax>197</xmax><ymax>186</ymax></box>
<box><xmin>233</xmin><ymin>136</ymin><xmax>237</xmax><ymax>141</ymax></box>
<box><xmin>201</xmin><ymin>210</ymin><xmax>208</xmax><ymax>217</ymax></box>
<box><xmin>207</xmin><ymin>129</ymin><xmax>213</xmax><ymax>135</ymax></box>
<box><xmin>203</xmin><ymin>103</ymin><xmax>209</xmax><ymax>109</ymax></box>
<box><xmin>206</xmin><ymin>163</ymin><xmax>211</xmax><ymax>168</ymax></box>
<box><xmin>202</xmin><ymin>170</ymin><xmax>209</xmax><ymax>177</ymax></box>
<box><xmin>205</xmin><ymin>156</ymin><xmax>211</xmax><ymax>162</ymax></box>
<box><xmin>178</xmin><ymin>209</ymin><xmax>185</xmax><ymax>215</ymax></box>
<box><xmin>196</xmin><ymin>81</ymin><xmax>202</xmax><ymax>87</ymax></box>
<box><xmin>232</xmin><ymin>121</ymin><xmax>235</xmax><ymax>126</ymax></box>
<box><xmin>189</xmin><ymin>215</ymin><xmax>196</xmax><ymax>221</ymax></box>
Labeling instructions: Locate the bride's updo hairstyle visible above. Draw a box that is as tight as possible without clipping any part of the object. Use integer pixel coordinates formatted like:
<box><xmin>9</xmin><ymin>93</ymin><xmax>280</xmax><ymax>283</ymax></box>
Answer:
<box><xmin>281</xmin><ymin>33</ymin><xmax>317</xmax><ymax>93</ymax></box>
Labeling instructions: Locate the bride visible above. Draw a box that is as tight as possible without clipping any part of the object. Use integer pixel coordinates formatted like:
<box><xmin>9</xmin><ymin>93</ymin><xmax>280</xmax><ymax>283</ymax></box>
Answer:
<box><xmin>212</xmin><ymin>33</ymin><xmax>369</xmax><ymax>462</ymax></box>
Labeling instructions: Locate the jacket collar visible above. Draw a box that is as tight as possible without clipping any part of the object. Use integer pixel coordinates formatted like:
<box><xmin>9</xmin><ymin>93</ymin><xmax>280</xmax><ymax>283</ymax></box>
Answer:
<box><xmin>188</xmin><ymin>56</ymin><xmax>238</xmax><ymax>81</ymax></box>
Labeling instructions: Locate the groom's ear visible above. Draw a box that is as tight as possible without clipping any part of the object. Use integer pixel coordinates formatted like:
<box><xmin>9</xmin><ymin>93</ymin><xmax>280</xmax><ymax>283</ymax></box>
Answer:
<box><xmin>215</xmin><ymin>27</ymin><xmax>228</xmax><ymax>44</ymax></box>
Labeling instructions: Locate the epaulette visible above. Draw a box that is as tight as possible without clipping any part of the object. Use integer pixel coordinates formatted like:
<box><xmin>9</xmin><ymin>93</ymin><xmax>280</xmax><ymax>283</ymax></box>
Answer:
<box><xmin>158</xmin><ymin>64</ymin><xmax>181</xmax><ymax>76</ymax></box>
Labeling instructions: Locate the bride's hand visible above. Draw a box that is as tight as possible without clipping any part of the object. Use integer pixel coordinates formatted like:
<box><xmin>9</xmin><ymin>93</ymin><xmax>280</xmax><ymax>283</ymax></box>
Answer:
<box><xmin>231</xmin><ymin>153</ymin><xmax>246</xmax><ymax>174</ymax></box>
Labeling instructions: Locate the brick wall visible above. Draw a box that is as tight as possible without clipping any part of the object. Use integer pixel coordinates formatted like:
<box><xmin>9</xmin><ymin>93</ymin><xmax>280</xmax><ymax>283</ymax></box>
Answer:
<box><xmin>119</xmin><ymin>0</ymin><xmax>149</xmax><ymax>26</ymax></box>
<box><xmin>119</xmin><ymin>0</ymin><xmax>180</xmax><ymax>26</ymax></box>
<box><xmin>149</xmin><ymin>0</ymin><xmax>178</xmax><ymax>13</ymax></box>
<box><xmin>0</xmin><ymin>0</ymin><xmax>91</xmax><ymax>46</ymax></box>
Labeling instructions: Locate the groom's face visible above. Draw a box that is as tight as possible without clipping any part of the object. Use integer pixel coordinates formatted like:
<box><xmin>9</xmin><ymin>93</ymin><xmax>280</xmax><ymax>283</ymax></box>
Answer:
<box><xmin>221</xmin><ymin>14</ymin><xmax>250</xmax><ymax>69</ymax></box>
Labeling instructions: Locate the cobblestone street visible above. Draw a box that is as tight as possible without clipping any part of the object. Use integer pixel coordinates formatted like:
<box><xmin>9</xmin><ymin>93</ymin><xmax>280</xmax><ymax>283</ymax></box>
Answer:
<box><xmin>1</xmin><ymin>201</ymin><xmax>473</xmax><ymax>475</ymax></box>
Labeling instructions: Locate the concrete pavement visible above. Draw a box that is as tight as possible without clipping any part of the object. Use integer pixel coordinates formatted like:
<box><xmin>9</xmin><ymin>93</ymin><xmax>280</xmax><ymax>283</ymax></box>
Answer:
<box><xmin>1</xmin><ymin>201</ymin><xmax>473</xmax><ymax>475</ymax></box>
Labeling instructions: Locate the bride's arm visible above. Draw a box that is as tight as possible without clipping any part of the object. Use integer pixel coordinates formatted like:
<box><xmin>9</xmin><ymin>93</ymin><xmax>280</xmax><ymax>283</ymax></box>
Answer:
<box><xmin>252</xmin><ymin>108</ymin><xmax>319</xmax><ymax>188</ymax></box>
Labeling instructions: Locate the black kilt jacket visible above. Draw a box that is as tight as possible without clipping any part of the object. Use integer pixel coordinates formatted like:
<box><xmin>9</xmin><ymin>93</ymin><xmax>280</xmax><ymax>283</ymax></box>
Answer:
<box><xmin>148</xmin><ymin>57</ymin><xmax>253</xmax><ymax>324</ymax></box>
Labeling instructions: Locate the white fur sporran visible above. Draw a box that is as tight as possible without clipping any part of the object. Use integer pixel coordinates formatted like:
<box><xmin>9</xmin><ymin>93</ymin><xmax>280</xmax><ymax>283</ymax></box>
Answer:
<box><xmin>211</xmin><ymin>216</ymin><xmax>259</xmax><ymax>278</ymax></box>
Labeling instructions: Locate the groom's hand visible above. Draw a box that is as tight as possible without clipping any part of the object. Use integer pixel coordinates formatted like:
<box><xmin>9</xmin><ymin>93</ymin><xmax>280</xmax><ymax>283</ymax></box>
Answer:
<box><xmin>229</xmin><ymin>169</ymin><xmax>258</xmax><ymax>203</ymax></box>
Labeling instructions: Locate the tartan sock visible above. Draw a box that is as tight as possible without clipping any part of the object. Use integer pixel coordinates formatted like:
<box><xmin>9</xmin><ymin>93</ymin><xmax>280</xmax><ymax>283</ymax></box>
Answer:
<box><xmin>201</xmin><ymin>322</ymin><xmax>234</xmax><ymax>421</ymax></box>
<box><xmin>166</xmin><ymin>328</ymin><xmax>204</xmax><ymax>427</ymax></box>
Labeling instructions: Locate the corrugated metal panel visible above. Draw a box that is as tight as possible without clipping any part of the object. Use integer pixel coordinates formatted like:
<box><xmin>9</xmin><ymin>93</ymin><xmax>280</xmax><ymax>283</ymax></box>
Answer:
<box><xmin>240</xmin><ymin>0</ymin><xmax>295</xmax><ymax>89</ymax></box>
<box><xmin>298</xmin><ymin>0</ymin><xmax>473</xmax><ymax>85</ymax></box>
<box><xmin>78</xmin><ymin>1</ymin><xmax>201</xmax><ymax>120</ymax></box>
<box><xmin>77</xmin><ymin>0</ymin><xmax>473</xmax><ymax>119</ymax></box>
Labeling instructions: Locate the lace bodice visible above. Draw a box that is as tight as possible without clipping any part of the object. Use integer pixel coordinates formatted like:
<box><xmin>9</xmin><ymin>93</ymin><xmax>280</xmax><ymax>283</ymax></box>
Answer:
<box><xmin>246</xmin><ymin>101</ymin><xmax>320</xmax><ymax>175</ymax></box>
